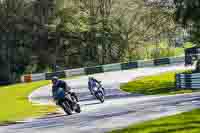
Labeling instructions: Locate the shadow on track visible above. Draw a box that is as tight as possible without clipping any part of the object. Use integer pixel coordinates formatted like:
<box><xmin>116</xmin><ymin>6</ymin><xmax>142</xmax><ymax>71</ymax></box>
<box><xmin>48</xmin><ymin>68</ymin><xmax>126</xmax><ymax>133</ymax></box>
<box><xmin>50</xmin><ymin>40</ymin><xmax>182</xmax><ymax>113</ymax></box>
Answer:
<box><xmin>78</xmin><ymin>88</ymin><xmax>143</xmax><ymax>102</ymax></box>
<box><xmin>81</xmin><ymin>101</ymin><xmax>101</xmax><ymax>106</ymax></box>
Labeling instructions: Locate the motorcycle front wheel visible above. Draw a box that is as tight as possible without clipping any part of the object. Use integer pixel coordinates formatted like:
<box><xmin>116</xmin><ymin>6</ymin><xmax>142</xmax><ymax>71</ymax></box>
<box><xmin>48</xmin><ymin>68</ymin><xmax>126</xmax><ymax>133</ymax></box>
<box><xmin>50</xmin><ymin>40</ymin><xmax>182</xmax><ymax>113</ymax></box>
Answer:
<box><xmin>62</xmin><ymin>101</ymin><xmax>72</xmax><ymax>115</ymax></box>
<box><xmin>75</xmin><ymin>104</ymin><xmax>81</xmax><ymax>113</ymax></box>
<box><xmin>96</xmin><ymin>91</ymin><xmax>104</xmax><ymax>103</ymax></box>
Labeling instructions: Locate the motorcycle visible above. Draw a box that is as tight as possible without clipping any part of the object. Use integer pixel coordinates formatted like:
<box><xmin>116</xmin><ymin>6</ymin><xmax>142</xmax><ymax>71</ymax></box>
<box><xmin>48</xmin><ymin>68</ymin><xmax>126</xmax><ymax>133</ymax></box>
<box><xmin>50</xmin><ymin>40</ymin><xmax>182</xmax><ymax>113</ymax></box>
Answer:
<box><xmin>92</xmin><ymin>82</ymin><xmax>105</xmax><ymax>103</ymax></box>
<box><xmin>53</xmin><ymin>88</ymin><xmax>81</xmax><ymax>115</ymax></box>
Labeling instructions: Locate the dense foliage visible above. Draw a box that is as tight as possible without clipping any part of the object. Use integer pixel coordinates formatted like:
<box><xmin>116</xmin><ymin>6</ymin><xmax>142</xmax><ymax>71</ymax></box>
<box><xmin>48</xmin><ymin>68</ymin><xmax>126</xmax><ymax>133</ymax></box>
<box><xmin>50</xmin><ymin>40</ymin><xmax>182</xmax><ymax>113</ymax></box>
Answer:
<box><xmin>175</xmin><ymin>0</ymin><xmax>200</xmax><ymax>44</ymax></box>
<box><xmin>0</xmin><ymin>0</ymin><xmax>181</xmax><ymax>83</ymax></box>
<box><xmin>175</xmin><ymin>0</ymin><xmax>200</xmax><ymax>71</ymax></box>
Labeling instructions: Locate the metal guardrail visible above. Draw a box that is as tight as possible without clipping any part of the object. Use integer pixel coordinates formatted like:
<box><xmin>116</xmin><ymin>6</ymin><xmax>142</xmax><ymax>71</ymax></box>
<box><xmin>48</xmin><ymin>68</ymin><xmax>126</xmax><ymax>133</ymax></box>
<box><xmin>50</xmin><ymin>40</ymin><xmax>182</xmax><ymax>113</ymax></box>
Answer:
<box><xmin>21</xmin><ymin>56</ymin><xmax>185</xmax><ymax>82</ymax></box>
<box><xmin>176</xmin><ymin>73</ymin><xmax>200</xmax><ymax>89</ymax></box>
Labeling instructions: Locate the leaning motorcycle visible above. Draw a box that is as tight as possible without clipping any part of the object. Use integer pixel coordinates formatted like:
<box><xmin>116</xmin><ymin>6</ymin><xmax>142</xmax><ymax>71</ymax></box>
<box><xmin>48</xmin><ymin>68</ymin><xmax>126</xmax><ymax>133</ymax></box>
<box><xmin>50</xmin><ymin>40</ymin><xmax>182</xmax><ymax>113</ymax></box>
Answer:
<box><xmin>53</xmin><ymin>88</ymin><xmax>81</xmax><ymax>115</ymax></box>
<box><xmin>92</xmin><ymin>82</ymin><xmax>105</xmax><ymax>103</ymax></box>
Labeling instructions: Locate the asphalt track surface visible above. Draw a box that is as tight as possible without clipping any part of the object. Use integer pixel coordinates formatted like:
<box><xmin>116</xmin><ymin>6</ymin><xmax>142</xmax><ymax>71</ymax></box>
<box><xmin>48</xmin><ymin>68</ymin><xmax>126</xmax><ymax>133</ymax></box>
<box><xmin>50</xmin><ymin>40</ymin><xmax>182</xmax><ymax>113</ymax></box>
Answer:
<box><xmin>1</xmin><ymin>64</ymin><xmax>200</xmax><ymax>133</ymax></box>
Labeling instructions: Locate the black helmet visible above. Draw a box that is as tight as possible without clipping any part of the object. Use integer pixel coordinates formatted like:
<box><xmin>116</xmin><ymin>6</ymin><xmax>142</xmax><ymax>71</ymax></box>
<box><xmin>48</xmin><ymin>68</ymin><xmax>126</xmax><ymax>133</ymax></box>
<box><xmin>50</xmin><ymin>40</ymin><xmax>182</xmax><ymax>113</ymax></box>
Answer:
<box><xmin>88</xmin><ymin>77</ymin><xmax>93</xmax><ymax>80</ymax></box>
<box><xmin>51</xmin><ymin>76</ymin><xmax>58</xmax><ymax>81</ymax></box>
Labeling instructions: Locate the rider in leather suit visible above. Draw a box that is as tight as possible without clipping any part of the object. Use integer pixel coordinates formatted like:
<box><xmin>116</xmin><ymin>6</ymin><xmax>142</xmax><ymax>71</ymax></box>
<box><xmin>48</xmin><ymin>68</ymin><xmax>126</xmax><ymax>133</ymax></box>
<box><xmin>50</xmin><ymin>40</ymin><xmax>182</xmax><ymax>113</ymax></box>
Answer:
<box><xmin>51</xmin><ymin>76</ymin><xmax>79</xmax><ymax>103</ymax></box>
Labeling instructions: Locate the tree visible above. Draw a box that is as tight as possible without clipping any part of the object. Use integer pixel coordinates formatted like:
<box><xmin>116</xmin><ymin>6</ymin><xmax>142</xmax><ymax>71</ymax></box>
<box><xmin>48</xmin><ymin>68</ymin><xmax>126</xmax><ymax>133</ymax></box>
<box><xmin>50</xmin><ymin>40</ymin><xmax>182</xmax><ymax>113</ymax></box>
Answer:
<box><xmin>0</xmin><ymin>0</ymin><xmax>31</xmax><ymax>82</ymax></box>
<box><xmin>175</xmin><ymin>0</ymin><xmax>200</xmax><ymax>71</ymax></box>
<box><xmin>110</xmin><ymin>0</ymin><xmax>176</xmax><ymax>61</ymax></box>
<box><xmin>0</xmin><ymin>0</ymin><xmax>55</xmax><ymax>82</ymax></box>
<box><xmin>0</xmin><ymin>0</ymin><xmax>182</xmax><ymax>83</ymax></box>
<box><xmin>175</xmin><ymin>0</ymin><xmax>200</xmax><ymax>44</ymax></box>
<box><xmin>53</xmin><ymin>0</ymin><xmax>123</xmax><ymax>66</ymax></box>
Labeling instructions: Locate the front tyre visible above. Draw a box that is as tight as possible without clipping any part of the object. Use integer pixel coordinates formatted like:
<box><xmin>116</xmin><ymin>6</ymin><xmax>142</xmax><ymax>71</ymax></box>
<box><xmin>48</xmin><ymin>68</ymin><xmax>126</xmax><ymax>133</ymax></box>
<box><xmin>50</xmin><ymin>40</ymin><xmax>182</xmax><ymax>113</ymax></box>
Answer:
<box><xmin>75</xmin><ymin>104</ymin><xmax>81</xmax><ymax>113</ymax></box>
<box><xmin>70</xmin><ymin>92</ymin><xmax>79</xmax><ymax>102</ymax></box>
<box><xmin>62</xmin><ymin>101</ymin><xmax>72</xmax><ymax>115</ymax></box>
<box><xmin>99</xmin><ymin>93</ymin><xmax>104</xmax><ymax>103</ymax></box>
<box><xmin>96</xmin><ymin>91</ymin><xmax>104</xmax><ymax>103</ymax></box>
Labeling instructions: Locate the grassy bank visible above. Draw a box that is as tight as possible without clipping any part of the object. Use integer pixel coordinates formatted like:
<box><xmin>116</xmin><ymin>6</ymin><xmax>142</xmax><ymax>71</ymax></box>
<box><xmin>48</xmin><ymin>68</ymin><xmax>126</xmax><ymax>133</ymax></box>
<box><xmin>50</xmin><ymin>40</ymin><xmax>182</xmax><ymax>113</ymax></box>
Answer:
<box><xmin>0</xmin><ymin>81</ymin><xmax>56</xmax><ymax>124</ymax></box>
<box><xmin>112</xmin><ymin>70</ymin><xmax>200</xmax><ymax>133</ymax></box>
<box><xmin>121</xmin><ymin>71</ymin><xmax>197</xmax><ymax>95</ymax></box>
<box><xmin>110</xmin><ymin>109</ymin><xmax>200</xmax><ymax>133</ymax></box>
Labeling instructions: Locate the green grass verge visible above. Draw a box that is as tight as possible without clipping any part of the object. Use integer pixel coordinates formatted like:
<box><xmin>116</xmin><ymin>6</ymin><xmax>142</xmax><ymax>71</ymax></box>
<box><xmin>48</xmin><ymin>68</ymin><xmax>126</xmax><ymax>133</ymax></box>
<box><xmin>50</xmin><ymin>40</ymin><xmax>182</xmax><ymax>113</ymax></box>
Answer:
<box><xmin>121</xmin><ymin>71</ymin><xmax>198</xmax><ymax>95</ymax></box>
<box><xmin>110</xmin><ymin>109</ymin><xmax>200</xmax><ymax>133</ymax></box>
<box><xmin>0</xmin><ymin>80</ymin><xmax>56</xmax><ymax>124</ymax></box>
<box><xmin>174</xmin><ymin>47</ymin><xmax>184</xmax><ymax>56</ymax></box>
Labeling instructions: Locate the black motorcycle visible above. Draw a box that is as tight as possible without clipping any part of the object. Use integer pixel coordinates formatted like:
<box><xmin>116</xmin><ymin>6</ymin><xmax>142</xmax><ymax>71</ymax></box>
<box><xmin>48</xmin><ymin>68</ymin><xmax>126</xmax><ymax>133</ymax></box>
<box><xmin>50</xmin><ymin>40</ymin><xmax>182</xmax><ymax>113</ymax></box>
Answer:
<box><xmin>53</xmin><ymin>88</ymin><xmax>81</xmax><ymax>115</ymax></box>
<box><xmin>92</xmin><ymin>82</ymin><xmax>105</xmax><ymax>103</ymax></box>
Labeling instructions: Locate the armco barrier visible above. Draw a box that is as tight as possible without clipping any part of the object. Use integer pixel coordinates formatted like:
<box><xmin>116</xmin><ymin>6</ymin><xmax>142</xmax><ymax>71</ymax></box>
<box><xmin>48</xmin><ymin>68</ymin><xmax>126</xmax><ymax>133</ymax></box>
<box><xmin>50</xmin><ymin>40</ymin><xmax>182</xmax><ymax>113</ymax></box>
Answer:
<box><xmin>21</xmin><ymin>56</ymin><xmax>185</xmax><ymax>82</ymax></box>
<box><xmin>65</xmin><ymin>68</ymin><xmax>85</xmax><ymax>77</ymax></box>
<box><xmin>176</xmin><ymin>73</ymin><xmax>200</xmax><ymax>89</ymax></box>
<box><xmin>154</xmin><ymin>58</ymin><xmax>170</xmax><ymax>66</ymax></box>
<box><xmin>31</xmin><ymin>73</ymin><xmax>46</xmax><ymax>81</ymax></box>
<box><xmin>121</xmin><ymin>61</ymin><xmax>138</xmax><ymax>70</ymax></box>
<box><xmin>85</xmin><ymin>66</ymin><xmax>103</xmax><ymax>75</ymax></box>
<box><xmin>45</xmin><ymin>71</ymin><xmax>66</xmax><ymax>80</ymax></box>
<box><xmin>0</xmin><ymin>80</ymin><xmax>10</xmax><ymax>85</ymax></box>
<box><xmin>169</xmin><ymin>56</ymin><xmax>185</xmax><ymax>64</ymax></box>
<box><xmin>103</xmin><ymin>63</ymin><xmax>121</xmax><ymax>72</ymax></box>
<box><xmin>138</xmin><ymin>60</ymin><xmax>154</xmax><ymax>68</ymax></box>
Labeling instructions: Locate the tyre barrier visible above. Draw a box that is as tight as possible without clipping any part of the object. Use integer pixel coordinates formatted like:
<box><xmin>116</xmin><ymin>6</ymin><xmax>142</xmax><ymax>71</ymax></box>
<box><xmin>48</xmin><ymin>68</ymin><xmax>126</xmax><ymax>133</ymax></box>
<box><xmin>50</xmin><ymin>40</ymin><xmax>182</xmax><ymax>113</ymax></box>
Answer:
<box><xmin>21</xmin><ymin>56</ymin><xmax>185</xmax><ymax>82</ymax></box>
<box><xmin>85</xmin><ymin>66</ymin><xmax>103</xmax><ymax>75</ymax></box>
<box><xmin>154</xmin><ymin>58</ymin><xmax>170</xmax><ymax>66</ymax></box>
<box><xmin>102</xmin><ymin>63</ymin><xmax>121</xmax><ymax>72</ymax></box>
<box><xmin>32</xmin><ymin>73</ymin><xmax>46</xmax><ymax>81</ymax></box>
<box><xmin>121</xmin><ymin>61</ymin><xmax>138</xmax><ymax>70</ymax></box>
<box><xmin>170</xmin><ymin>56</ymin><xmax>185</xmax><ymax>64</ymax></box>
<box><xmin>64</xmin><ymin>68</ymin><xmax>85</xmax><ymax>77</ymax></box>
<box><xmin>138</xmin><ymin>60</ymin><xmax>154</xmax><ymax>68</ymax></box>
<box><xmin>176</xmin><ymin>73</ymin><xmax>200</xmax><ymax>89</ymax></box>
<box><xmin>45</xmin><ymin>71</ymin><xmax>66</xmax><ymax>80</ymax></box>
<box><xmin>21</xmin><ymin>75</ymin><xmax>32</xmax><ymax>82</ymax></box>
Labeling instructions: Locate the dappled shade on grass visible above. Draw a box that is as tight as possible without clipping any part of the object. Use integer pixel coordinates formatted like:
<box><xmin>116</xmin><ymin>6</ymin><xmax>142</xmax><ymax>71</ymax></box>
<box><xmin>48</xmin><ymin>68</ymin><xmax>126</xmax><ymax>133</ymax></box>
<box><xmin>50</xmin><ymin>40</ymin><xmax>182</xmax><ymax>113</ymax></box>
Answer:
<box><xmin>110</xmin><ymin>109</ymin><xmax>200</xmax><ymax>133</ymax></box>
